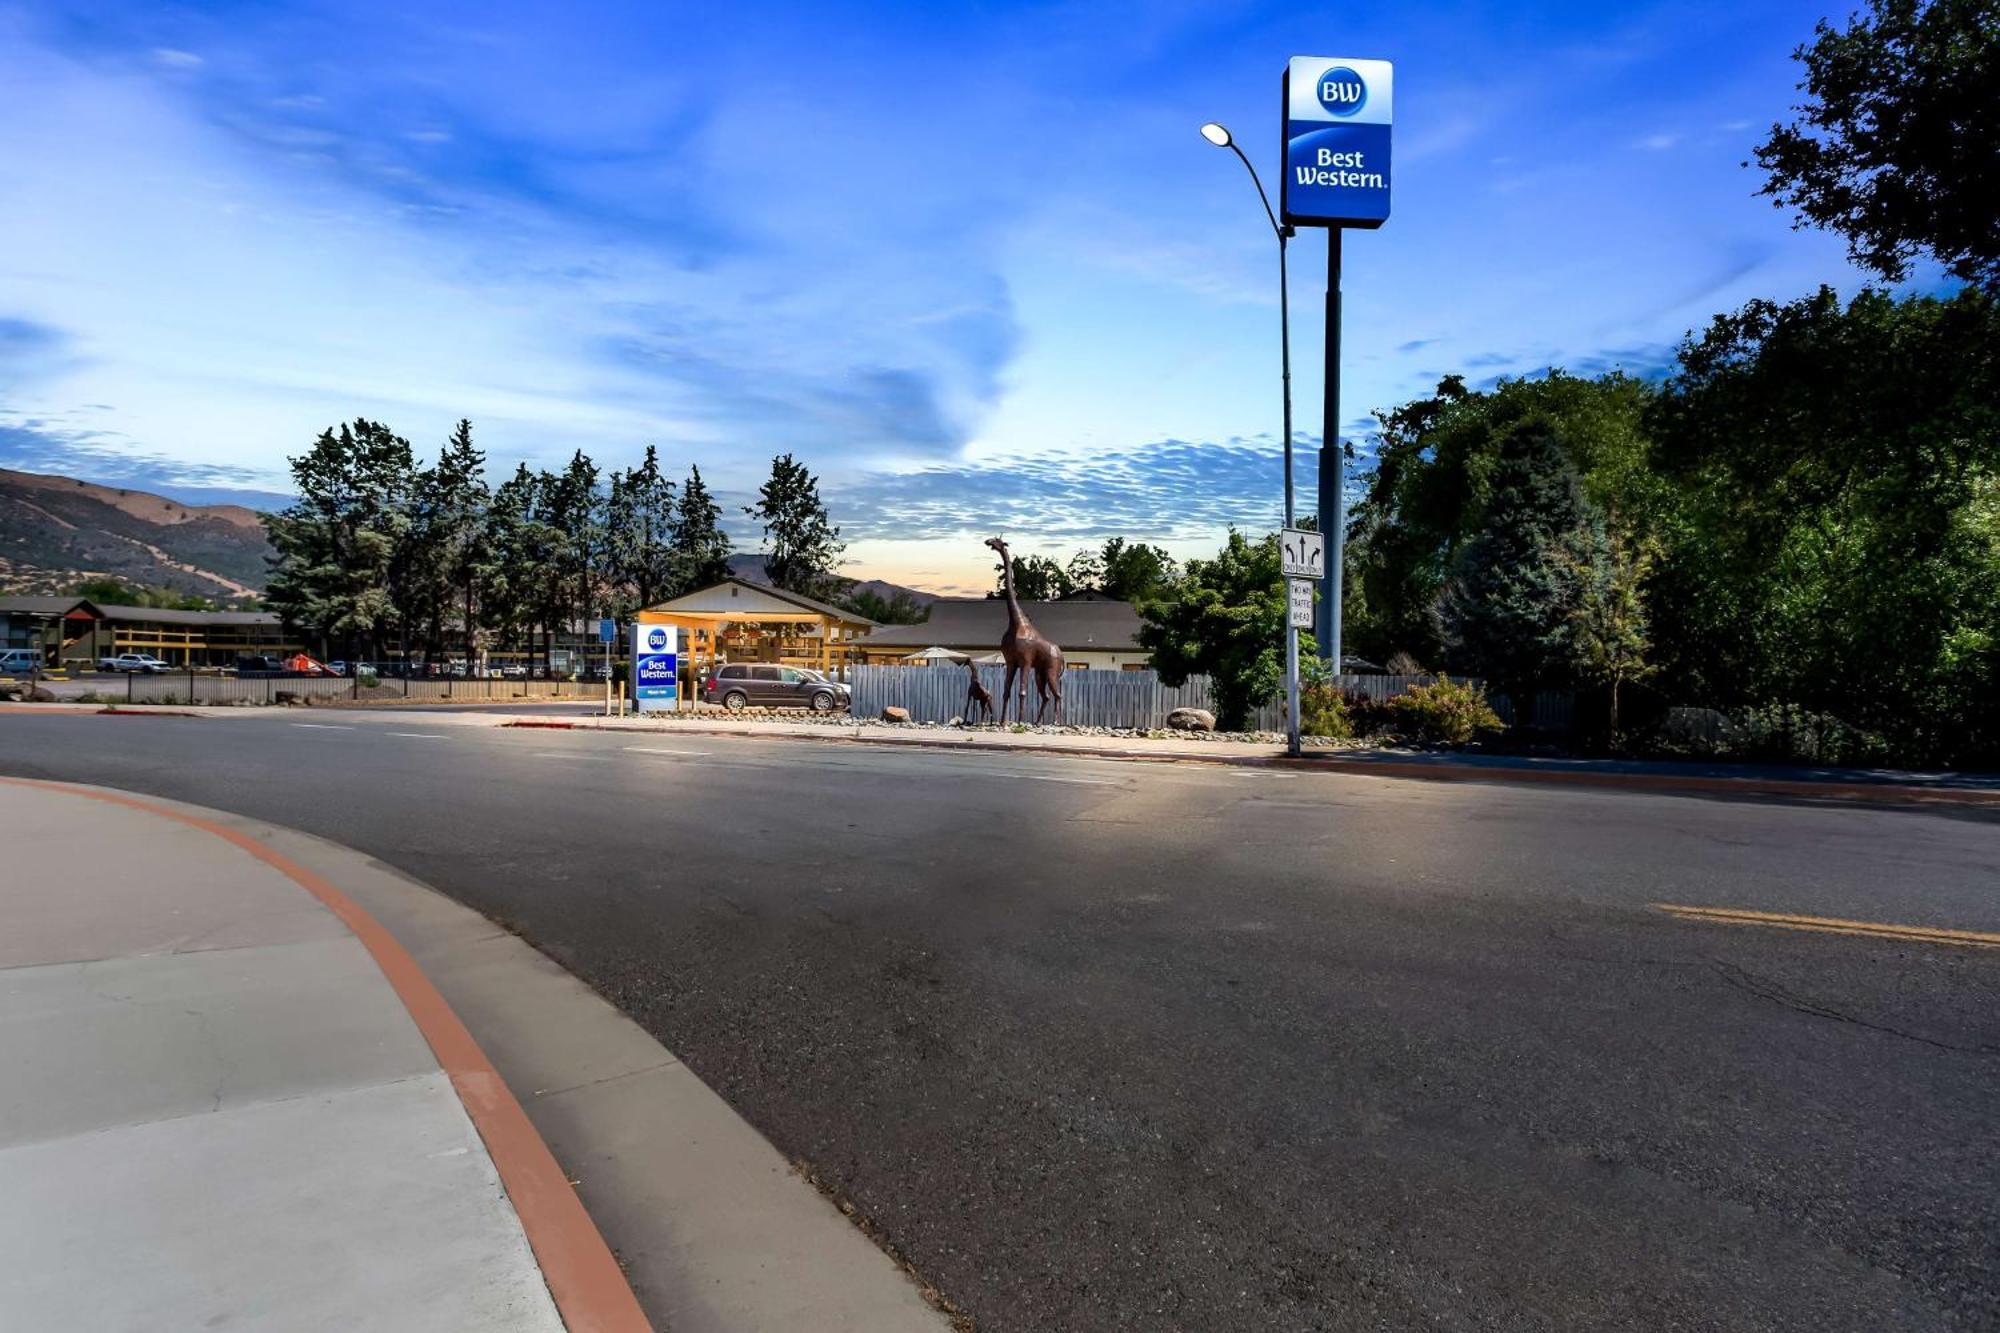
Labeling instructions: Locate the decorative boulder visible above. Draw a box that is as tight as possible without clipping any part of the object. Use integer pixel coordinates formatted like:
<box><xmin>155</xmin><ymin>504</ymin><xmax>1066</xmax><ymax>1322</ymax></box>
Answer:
<box><xmin>1166</xmin><ymin>707</ymin><xmax>1216</xmax><ymax>732</ymax></box>
<box><xmin>881</xmin><ymin>706</ymin><xmax>912</xmax><ymax>723</ymax></box>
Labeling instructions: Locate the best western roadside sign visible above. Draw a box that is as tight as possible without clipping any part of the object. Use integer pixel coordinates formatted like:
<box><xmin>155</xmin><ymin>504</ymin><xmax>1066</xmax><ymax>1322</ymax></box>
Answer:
<box><xmin>1281</xmin><ymin>57</ymin><xmax>1393</xmax><ymax>229</ymax></box>
<box><xmin>632</xmin><ymin>622</ymin><xmax>679</xmax><ymax>713</ymax></box>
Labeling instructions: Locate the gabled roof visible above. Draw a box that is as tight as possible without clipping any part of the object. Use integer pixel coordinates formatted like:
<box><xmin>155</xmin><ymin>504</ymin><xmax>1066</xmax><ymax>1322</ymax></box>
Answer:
<box><xmin>641</xmin><ymin>578</ymin><xmax>877</xmax><ymax>627</ymax></box>
<box><xmin>0</xmin><ymin>596</ymin><xmax>101</xmax><ymax>617</ymax></box>
<box><xmin>858</xmin><ymin>598</ymin><xmax>1145</xmax><ymax>652</ymax></box>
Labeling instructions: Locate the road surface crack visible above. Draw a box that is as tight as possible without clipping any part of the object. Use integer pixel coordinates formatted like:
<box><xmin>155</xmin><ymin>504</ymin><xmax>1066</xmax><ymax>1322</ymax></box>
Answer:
<box><xmin>1708</xmin><ymin>960</ymin><xmax>1999</xmax><ymax>1056</ymax></box>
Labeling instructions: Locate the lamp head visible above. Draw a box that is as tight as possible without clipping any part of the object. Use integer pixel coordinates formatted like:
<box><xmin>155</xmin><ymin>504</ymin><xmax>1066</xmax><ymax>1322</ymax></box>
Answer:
<box><xmin>1199</xmin><ymin>122</ymin><xmax>1232</xmax><ymax>148</ymax></box>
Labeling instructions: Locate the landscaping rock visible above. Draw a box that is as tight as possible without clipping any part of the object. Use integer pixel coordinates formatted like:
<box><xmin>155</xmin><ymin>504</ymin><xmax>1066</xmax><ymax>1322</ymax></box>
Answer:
<box><xmin>881</xmin><ymin>706</ymin><xmax>911</xmax><ymax>723</ymax></box>
<box><xmin>1166</xmin><ymin>707</ymin><xmax>1216</xmax><ymax>732</ymax></box>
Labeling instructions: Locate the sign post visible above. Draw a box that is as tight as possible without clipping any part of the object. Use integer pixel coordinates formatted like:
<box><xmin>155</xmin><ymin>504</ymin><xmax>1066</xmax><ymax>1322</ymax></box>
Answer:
<box><xmin>1281</xmin><ymin>527</ymin><xmax>1324</xmax><ymax>732</ymax></box>
<box><xmin>631</xmin><ymin>623</ymin><xmax>679</xmax><ymax>714</ymax></box>
<box><xmin>1281</xmin><ymin>56</ymin><xmax>1392</xmax><ymax>676</ymax></box>
<box><xmin>599</xmin><ymin>617</ymin><xmax>616</xmax><ymax>716</ymax></box>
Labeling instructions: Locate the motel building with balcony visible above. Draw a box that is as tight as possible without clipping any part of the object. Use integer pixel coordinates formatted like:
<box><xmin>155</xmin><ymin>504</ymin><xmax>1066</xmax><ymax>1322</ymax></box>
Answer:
<box><xmin>0</xmin><ymin>596</ymin><xmax>298</xmax><ymax>669</ymax></box>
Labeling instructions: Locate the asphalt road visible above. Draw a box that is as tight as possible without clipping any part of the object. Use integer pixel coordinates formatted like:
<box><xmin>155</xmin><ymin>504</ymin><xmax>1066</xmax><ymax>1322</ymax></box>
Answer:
<box><xmin>4</xmin><ymin>712</ymin><xmax>1996</xmax><ymax>1331</ymax></box>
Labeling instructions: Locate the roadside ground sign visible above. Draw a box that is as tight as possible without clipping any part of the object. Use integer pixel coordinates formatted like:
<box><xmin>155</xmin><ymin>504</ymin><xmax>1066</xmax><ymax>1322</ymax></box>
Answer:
<box><xmin>632</xmin><ymin>623</ymin><xmax>679</xmax><ymax>713</ymax></box>
<box><xmin>598</xmin><ymin>617</ymin><xmax>616</xmax><ymax>644</ymax></box>
<box><xmin>1281</xmin><ymin>527</ymin><xmax>1325</xmax><ymax>580</ymax></box>
<box><xmin>1280</xmin><ymin>57</ymin><xmax>1393</xmax><ymax>229</ymax></box>
<box><xmin>1288</xmin><ymin>578</ymin><xmax>1315</xmax><ymax>631</ymax></box>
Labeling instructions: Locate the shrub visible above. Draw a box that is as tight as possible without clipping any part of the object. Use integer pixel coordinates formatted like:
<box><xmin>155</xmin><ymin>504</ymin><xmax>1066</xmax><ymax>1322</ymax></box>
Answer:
<box><xmin>1299</xmin><ymin>683</ymin><xmax>1353</xmax><ymax>739</ymax></box>
<box><xmin>1730</xmin><ymin>702</ymin><xmax>1889</xmax><ymax>767</ymax></box>
<box><xmin>1384</xmin><ymin>679</ymin><xmax>1505</xmax><ymax>745</ymax></box>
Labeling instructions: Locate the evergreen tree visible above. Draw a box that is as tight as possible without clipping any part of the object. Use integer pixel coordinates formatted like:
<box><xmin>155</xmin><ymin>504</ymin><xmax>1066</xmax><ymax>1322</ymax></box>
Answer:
<box><xmin>430</xmin><ymin>420</ymin><xmax>489</xmax><ymax>666</ymax></box>
<box><xmin>667</xmin><ymin>465</ymin><xmax>733</xmax><ymax>596</ymax></box>
<box><xmin>604</xmin><ymin>445</ymin><xmax>676</xmax><ymax>613</ymax></box>
<box><xmin>263</xmin><ymin>419</ymin><xmax>415</xmax><ymax>659</ymax></box>
<box><xmin>746</xmin><ymin>453</ymin><xmax>843</xmax><ymax>600</ymax></box>
<box><xmin>1434</xmin><ymin>419</ymin><xmax>1608</xmax><ymax>699</ymax></box>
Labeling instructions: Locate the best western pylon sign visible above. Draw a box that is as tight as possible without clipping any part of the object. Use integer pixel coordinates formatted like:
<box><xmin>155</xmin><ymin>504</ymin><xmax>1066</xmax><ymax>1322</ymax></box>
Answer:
<box><xmin>1281</xmin><ymin>57</ymin><xmax>1393</xmax><ymax>229</ymax></box>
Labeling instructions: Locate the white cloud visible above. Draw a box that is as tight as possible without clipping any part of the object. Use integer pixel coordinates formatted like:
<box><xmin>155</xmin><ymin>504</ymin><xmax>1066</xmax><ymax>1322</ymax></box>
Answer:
<box><xmin>150</xmin><ymin>47</ymin><xmax>202</xmax><ymax>68</ymax></box>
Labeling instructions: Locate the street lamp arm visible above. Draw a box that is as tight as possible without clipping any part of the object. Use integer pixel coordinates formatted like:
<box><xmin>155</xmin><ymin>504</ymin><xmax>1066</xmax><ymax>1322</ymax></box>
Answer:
<box><xmin>1227</xmin><ymin>141</ymin><xmax>1285</xmax><ymax>239</ymax></box>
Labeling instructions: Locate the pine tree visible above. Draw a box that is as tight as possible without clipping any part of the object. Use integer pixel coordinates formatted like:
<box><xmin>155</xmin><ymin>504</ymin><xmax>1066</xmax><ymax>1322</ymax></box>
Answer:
<box><xmin>263</xmin><ymin>419</ymin><xmax>415</xmax><ymax>660</ymax></box>
<box><xmin>669</xmin><ymin>465</ymin><xmax>733</xmax><ymax>596</ymax></box>
<box><xmin>746</xmin><ymin>453</ymin><xmax>843</xmax><ymax>600</ymax></box>
<box><xmin>605</xmin><ymin>445</ymin><xmax>676</xmax><ymax>613</ymax></box>
<box><xmin>1434</xmin><ymin>418</ymin><xmax>1607</xmax><ymax>700</ymax></box>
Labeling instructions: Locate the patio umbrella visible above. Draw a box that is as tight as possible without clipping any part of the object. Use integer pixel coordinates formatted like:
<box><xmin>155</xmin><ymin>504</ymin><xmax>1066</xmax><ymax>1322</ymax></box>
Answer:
<box><xmin>902</xmin><ymin>646</ymin><xmax>970</xmax><ymax>663</ymax></box>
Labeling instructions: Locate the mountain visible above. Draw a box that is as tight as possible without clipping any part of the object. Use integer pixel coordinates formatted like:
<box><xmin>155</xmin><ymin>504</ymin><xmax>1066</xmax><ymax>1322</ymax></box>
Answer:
<box><xmin>0</xmin><ymin>468</ymin><xmax>274</xmax><ymax>599</ymax></box>
<box><xmin>724</xmin><ymin>552</ymin><xmax>935</xmax><ymax>613</ymax></box>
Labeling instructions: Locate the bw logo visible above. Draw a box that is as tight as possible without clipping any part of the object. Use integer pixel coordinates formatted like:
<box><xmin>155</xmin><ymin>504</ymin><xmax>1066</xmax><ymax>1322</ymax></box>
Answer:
<box><xmin>1318</xmin><ymin>67</ymin><xmax>1366</xmax><ymax>117</ymax></box>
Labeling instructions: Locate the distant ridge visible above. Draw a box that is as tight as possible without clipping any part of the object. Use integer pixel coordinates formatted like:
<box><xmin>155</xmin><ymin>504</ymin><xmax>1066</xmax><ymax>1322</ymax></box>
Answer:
<box><xmin>0</xmin><ymin>468</ymin><xmax>274</xmax><ymax>598</ymax></box>
<box><xmin>724</xmin><ymin>552</ymin><xmax>935</xmax><ymax>611</ymax></box>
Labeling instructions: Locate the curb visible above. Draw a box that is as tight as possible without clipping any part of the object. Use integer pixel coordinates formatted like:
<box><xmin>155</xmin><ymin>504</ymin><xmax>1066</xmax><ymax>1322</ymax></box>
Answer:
<box><xmin>0</xmin><ymin>776</ymin><xmax>653</xmax><ymax>1333</ymax></box>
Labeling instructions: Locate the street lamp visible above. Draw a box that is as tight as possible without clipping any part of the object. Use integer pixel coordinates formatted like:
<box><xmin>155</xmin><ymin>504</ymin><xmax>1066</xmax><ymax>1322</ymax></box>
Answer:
<box><xmin>1201</xmin><ymin>120</ymin><xmax>1302</xmax><ymax>758</ymax></box>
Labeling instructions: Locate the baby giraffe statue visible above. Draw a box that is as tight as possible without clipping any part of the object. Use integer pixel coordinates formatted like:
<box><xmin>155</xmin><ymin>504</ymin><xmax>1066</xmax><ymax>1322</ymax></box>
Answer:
<box><xmin>964</xmin><ymin>658</ymin><xmax>995</xmax><ymax>725</ymax></box>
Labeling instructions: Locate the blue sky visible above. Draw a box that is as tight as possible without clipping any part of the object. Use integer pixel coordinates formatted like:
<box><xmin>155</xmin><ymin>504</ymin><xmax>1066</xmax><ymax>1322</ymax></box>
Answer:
<box><xmin>0</xmin><ymin>0</ymin><xmax>1909</xmax><ymax>591</ymax></box>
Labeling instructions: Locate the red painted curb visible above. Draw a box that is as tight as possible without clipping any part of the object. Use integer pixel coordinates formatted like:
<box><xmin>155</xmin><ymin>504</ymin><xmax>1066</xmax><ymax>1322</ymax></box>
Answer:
<box><xmin>503</xmin><ymin>720</ymin><xmax>579</xmax><ymax>729</ymax></box>
<box><xmin>0</xmin><ymin>776</ymin><xmax>652</xmax><ymax>1333</ymax></box>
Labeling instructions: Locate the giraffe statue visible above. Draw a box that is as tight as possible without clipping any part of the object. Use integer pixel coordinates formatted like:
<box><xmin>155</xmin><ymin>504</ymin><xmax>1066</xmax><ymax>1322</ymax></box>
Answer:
<box><xmin>984</xmin><ymin>536</ymin><xmax>1065</xmax><ymax>725</ymax></box>
<box><xmin>963</xmin><ymin>658</ymin><xmax>995</xmax><ymax>724</ymax></box>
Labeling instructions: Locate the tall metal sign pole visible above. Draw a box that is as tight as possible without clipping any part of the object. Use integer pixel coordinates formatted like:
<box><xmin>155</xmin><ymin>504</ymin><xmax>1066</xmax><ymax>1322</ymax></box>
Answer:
<box><xmin>1280</xmin><ymin>56</ymin><xmax>1392</xmax><ymax>675</ymax></box>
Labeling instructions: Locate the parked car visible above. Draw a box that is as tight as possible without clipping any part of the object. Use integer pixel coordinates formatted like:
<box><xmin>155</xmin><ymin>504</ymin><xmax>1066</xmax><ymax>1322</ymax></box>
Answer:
<box><xmin>702</xmin><ymin>663</ymin><xmax>850</xmax><ymax>713</ymax></box>
<box><xmin>498</xmin><ymin>663</ymin><xmax>528</xmax><ymax>679</ymax></box>
<box><xmin>326</xmin><ymin>660</ymin><xmax>349</xmax><ymax>677</ymax></box>
<box><xmin>99</xmin><ymin>653</ymin><xmax>168</xmax><ymax>674</ymax></box>
<box><xmin>233</xmin><ymin>654</ymin><xmax>287</xmax><ymax>677</ymax></box>
<box><xmin>0</xmin><ymin>648</ymin><xmax>43</xmax><ymax>675</ymax></box>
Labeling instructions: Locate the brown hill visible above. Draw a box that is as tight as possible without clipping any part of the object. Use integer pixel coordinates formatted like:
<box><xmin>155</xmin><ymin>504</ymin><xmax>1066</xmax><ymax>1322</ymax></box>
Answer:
<box><xmin>0</xmin><ymin>469</ymin><xmax>275</xmax><ymax>598</ymax></box>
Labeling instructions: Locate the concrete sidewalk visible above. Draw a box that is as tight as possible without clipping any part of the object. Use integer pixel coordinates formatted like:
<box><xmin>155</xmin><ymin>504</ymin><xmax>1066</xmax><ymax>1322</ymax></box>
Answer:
<box><xmin>0</xmin><ymin>779</ymin><xmax>637</xmax><ymax>1332</ymax></box>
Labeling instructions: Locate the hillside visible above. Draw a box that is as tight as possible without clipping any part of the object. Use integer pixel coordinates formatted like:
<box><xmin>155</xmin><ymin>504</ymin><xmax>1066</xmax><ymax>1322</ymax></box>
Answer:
<box><xmin>0</xmin><ymin>469</ymin><xmax>274</xmax><ymax>599</ymax></box>
<box><xmin>724</xmin><ymin>552</ymin><xmax>935</xmax><ymax>614</ymax></box>
<box><xmin>0</xmin><ymin>469</ymin><xmax>937</xmax><ymax>612</ymax></box>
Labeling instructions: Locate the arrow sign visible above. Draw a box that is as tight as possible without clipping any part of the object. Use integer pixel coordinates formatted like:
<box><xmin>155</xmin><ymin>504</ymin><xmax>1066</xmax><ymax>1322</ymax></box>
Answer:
<box><xmin>1281</xmin><ymin>527</ymin><xmax>1324</xmax><ymax>580</ymax></box>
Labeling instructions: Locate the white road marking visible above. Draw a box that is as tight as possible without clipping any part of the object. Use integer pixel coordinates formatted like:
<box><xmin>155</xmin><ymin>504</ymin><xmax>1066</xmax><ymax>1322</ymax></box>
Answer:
<box><xmin>386</xmin><ymin>732</ymin><xmax>448</xmax><ymax>740</ymax></box>
<box><xmin>1018</xmin><ymin>773</ymin><xmax>1120</xmax><ymax>786</ymax></box>
<box><xmin>622</xmin><ymin>746</ymin><xmax>709</xmax><ymax>757</ymax></box>
<box><xmin>290</xmin><ymin>723</ymin><xmax>354</xmax><ymax>730</ymax></box>
<box><xmin>530</xmin><ymin>750</ymin><xmax>612</xmax><ymax>760</ymax></box>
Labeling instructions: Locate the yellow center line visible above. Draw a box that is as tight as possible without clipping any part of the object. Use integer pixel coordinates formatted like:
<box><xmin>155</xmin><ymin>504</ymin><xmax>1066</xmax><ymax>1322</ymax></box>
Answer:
<box><xmin>1652</xmin><ymin>903</ymin><xmax>2000</xmax><ymax>949</ymax></box>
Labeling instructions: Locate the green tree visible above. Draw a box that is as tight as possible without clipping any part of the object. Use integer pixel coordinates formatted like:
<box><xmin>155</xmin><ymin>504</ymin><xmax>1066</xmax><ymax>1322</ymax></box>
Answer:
<box><xmin>1434</xmin><ymin>418</ymin><xmax>1608</xmax><ymax>700</ymax></box>
<box><xmin>432</xmin><ymin>420</ymin><xmax>490</xmax><ymax>667</ymax></box>
<box><xmin>478</xmin><ymin>465</ymin><xmax>538</xmax><ymax>669</ymax></box>
<box><xmin>1755</xmin><ymin>0</ymin><xmax>2000</xmax><ymax>291</ymax></box>
<box><xmin>70</xmin><ymin>578</ymin><xmax>218</xmax><ymax>611</ymax></box>
<box><xmin>666</xmin><ymin>464</ymin><xmax>732</xmax><ymax>596</ymax></box>
<box><xmin>1097</xmin><ymin>538</ymin><xmax>1178</xmax><ymax>602</ymax></box>
<box><xmin>1647</xmin><ymin>285</ymin><xmax>2000</xmax><ymax>759</ymax></box>
<box><xmin>747</xmin><ymin>453</ymin><xmax>844</xmax><ymax>599</ymax></box>
<box><xmin>1563</xmin><ymin>529</ymin><xmax>1659</xmax><ymax>738</ymax></box>
<box><xmin>844</xmin><ymin>587</ymin><xmax>927</xmax><ymax>624</ymax></box>
<box><xmin>1137</xmin><ymin>530</ymin><xmax>1284</xmax><ymax>731</ymax></box>
<box><xmin>263</xmin><ymin>419</ymin><xmax>415</xmax><ymax>659</ymax></box>
<box><xmin>990</xmin><ymin>552</ymin><xmax>1073</xmax><ymax>601</ymax></box>
<box><xmin>1346</xmin><ymin>372</ymin><xmax>1659</xmax><ymax>668</ymax></box>
<box><xmin>605</xmin><ymin>445</ymin><xmax>676</xmax><ymax>613</ymax></box>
